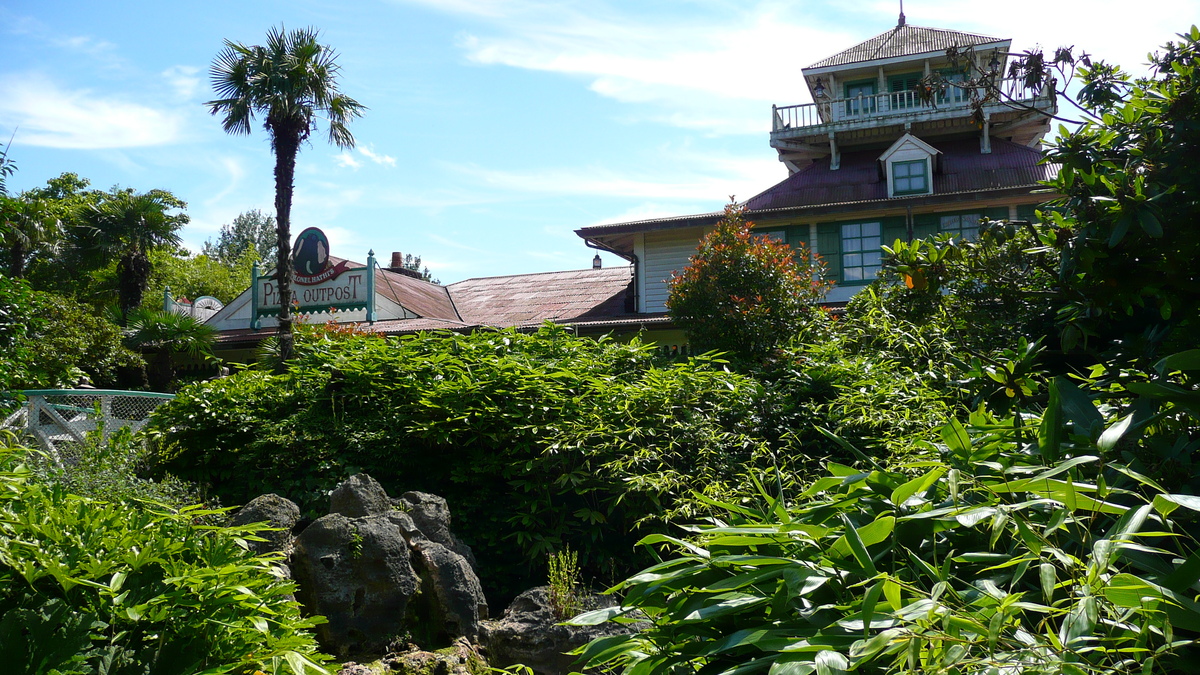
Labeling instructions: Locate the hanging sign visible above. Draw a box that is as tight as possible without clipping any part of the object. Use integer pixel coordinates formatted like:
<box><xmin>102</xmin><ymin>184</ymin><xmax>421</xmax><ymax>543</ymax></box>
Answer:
<box><xmin>250</xmin><ymin>228</ymin><xmax>378</xmax><ymax>326</ymax></box>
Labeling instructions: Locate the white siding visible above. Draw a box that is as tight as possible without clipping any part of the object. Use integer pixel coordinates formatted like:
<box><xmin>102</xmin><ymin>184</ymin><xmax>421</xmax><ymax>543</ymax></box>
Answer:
<box><xmin>642</xmin><ymin>227</ymin><xmax>705</xmax><ymax>313</ymax></box>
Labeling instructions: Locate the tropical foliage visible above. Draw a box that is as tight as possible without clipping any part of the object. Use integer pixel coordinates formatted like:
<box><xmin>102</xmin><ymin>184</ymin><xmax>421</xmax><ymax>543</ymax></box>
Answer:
<box><xmin>575</xmin><ymin>352</ymin><xmax>1200</xmax><ymax>675</ymax></box>
<box><xmin>0</xmin><ymin>440</ymin><xmax>331</xmax><ymax>675</ymax></box>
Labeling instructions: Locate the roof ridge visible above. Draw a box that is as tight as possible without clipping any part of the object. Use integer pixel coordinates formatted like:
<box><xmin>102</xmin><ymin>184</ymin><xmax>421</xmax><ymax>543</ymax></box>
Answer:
<box><xmin>448</xmin><ymin>266</ymin><xmax>630</xmax><ymax>285</ymax></box>
<box><xmin>806</xmin><ymin>23</ymin><xmax>1006</xmax><ymax>70</ymax></box>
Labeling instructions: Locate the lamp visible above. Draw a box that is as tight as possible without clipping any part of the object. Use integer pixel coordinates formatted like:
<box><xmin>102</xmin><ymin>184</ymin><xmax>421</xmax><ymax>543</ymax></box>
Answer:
<box><xmin>813</xmin><ymin>78</ymin><xmax>827</xmax><ymax>99</ymax></box>
<box><xmin>988</xmin><ymin>52</ymin><xmax>1001</xmax><ymax>74</ymax></box>
<box><xmin>593</xmin><ymin>253</ymin><xmax>602</xmax><ymax>269</ymax></box>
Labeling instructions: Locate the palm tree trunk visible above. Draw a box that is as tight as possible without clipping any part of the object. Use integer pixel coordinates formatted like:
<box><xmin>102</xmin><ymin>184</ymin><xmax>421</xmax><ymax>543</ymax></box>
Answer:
<box><xmin>273</xmin><ymin>128</ymin><xmax>302</xmax><ymax>370</ymax></box>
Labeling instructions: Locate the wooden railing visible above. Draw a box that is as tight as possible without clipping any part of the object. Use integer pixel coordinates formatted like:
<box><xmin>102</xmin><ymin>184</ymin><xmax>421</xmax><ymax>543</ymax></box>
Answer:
<box><xmin>772</xmin><ymin>77</ymin><xmax>1052</xmax><ymax>132</ymax></box>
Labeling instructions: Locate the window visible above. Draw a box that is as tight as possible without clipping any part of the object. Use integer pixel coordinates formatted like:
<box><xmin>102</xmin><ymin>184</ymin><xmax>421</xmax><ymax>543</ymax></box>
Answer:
<box><xmin>940</xmin><ymin>213</ymin><xmax>982</xmax><ymax>240</ymax></box>
<box><xmin>938</xmin><ymin>71</ymin><xmax>969</xmax><ymax>105</ymax></box>
<box><xmin>844</xmin><ymin>80</ymin><xmax>877</xmax><ymax>116</ymax></box>
<box><xmin>893</xmin><ymin>159</ymin><xmax>929</xmax><ymax>195</ymax></box>
<box><xmin>889</xmin><ymin>72</ymin><xmax>922</xmax><ymax>109</ymax></box>
<box><xmin>841</xmin><ymin>222</ymin><xmax>882</xmax><ymax>282</ymax></box>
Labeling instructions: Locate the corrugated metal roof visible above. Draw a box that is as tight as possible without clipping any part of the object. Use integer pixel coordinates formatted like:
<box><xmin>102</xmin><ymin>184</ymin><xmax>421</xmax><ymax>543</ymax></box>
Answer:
<box><xmin>743</xmin><ymin>138</ymin><xmax>1057</xmax><ymax>211</ymax></box>
<box><xmin>806</xmin><ymin>24</ymin><xmax>1004</xmax><ymax>69</ymax></box>
<box><xmin>448</xmin><ymin>267</ymin><xmax>632</xmax><ymax>328</ymax></box>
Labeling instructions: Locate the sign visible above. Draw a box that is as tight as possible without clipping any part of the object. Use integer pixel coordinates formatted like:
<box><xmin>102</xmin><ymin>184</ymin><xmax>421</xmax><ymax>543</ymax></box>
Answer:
<box><xmin>250</xmin><ymin>230</ymin><xmax>378</xmax><ymax>328</ymax></box>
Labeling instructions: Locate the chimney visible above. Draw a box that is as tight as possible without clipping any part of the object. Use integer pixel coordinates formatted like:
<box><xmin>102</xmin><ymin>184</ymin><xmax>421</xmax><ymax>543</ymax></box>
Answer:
<box><xmin>390</xmin><ymin>251</ymin><xmax>404</xmax><ymax>269</ymax></box>
<box><xmin>593</xmin><ymin>253</ymin><xmax>602</xmax><ymax>270</ymax></box>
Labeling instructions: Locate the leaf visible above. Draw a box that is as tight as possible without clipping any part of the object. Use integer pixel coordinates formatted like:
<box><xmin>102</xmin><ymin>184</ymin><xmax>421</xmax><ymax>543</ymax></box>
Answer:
<box><xmin>890</xmin><ymin>467</ymin><xmax>946</xmax><ymax>507</ymax></box>
<box><xmin>769</xmin><ymin>656</ymin><xmax>817</xmax><ymax>675</ymax></box>
<box><xmin>1059</xmin><ymin>596</ymin><xmax>1097</xmax><ymax>647</ymax></box>
<box><xmin>681</xmin><ymin>595</ymin><xmax>769</xmax><ymax>622</ymax></box>
<box><xmin>1056</xmin><ymin>378</ymin><xmax>1103</xmax><ymax>438</ymax></box>
<box><xmin>1097</xmin><ymin>414</ymin><xmax>1134</xmax><ymax>453</ymax></box>
<box><xmin>883</xmin><ymin>578</ymin><xmax>902</xmax><ymax>612</ymax></box>
<box><xmin>940</xmin><ymin>419</ymin><xmax>971</xmax><ymax>458</ymax></box>
<box><xmin>1040</xmin><ymin>562</ymin><xmax>1056</xmax><ymax>604</ymax></box>
<box><xmin>814</xmin><ymin>650</ymin><xmax>848</xmax><ymax>675</ymax></box>
<box><xmin>568</xmin><ymin>605</ymin><xmax>633</xmax><ymax>626</ymax></box>
<box><xmin>1155</xmin><ymin>350</ymin><xmax>1200</xmax><ymax>375</ymax></box>
<box><xmin>1038</xmin><ymin>379</ymin><xmax>1064</xmax><ymax>460</ymax></box>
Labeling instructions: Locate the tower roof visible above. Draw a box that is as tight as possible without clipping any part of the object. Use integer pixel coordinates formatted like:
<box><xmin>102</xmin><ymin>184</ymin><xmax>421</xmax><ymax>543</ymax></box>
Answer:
<box><xmin>806</xmin><ymin>24</ymin><xmax>1005</xmax><ymax>70</ymax></box>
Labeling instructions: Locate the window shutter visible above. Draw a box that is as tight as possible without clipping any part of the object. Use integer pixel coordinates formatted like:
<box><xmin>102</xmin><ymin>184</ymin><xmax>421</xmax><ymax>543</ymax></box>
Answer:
<box><xmin>817</xmin><ymin>223</ymin><xmax>842</xmax><ymax>282</ymax></box>
<box><xmin>882</xmin><ymin>217</ymin><xmax>907</xmax><ymax>246</ymax></box>
<box><xmin>986</xmin><ymin>207</ymin><xmax>1009</xmax><ymax>222</ymax></box>
<box><xmin>913</xmin><ymin>214</ymin><xmax>939</xmax><ymax>240</ymax></box>
<box><xmin>1016</xmin><ymin>204</ymin><xmax>1039</xmax><ymax>223</ymax></box>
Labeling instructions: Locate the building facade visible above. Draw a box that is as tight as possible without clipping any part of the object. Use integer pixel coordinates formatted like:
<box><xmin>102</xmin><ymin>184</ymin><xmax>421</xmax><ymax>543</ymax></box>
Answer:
<box><xmin>577</xmin><ymin>18</ymin><xmax>1058</xmax><ymax>311</ymax></box>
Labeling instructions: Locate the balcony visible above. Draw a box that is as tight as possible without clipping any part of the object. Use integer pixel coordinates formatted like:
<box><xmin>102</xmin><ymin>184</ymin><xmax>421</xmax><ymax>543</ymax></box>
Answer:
<box><xmin>771</xmin><ymin>77</ymin><xmax>1056</xmax><ymax>141</ymax></box>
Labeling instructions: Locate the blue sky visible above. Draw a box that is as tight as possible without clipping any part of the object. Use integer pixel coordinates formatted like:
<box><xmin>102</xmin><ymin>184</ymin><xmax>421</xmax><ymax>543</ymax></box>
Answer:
<box><xmin>2</xmin><ymin>0</ymin><xmax>1195</xmax><ymax>282</ymax></box>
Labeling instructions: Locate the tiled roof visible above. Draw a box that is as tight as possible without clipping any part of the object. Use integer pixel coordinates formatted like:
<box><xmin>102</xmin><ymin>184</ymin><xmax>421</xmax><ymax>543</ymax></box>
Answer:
<box><xmin>448</xmin><ymin>267</ymin><xmax>632</xmax><ymax>328</ymax></box>
<box><xmin>743</xmin><ymin>138</ymin><xmax>1058</xmax><ymax>211</ymax></box>
<box><xmin>807</xmin><ymin>24</ymin><xmax>1004</xmax><ymax>69</ymax></box>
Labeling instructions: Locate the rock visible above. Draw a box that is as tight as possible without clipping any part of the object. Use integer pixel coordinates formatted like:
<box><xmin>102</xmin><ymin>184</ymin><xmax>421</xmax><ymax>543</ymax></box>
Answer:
<box><xmin>331</xmin><ymin>473</ymin><xmax>393</xmax><ymax>518</ymax></box>
<box><xmin>336</xmin><ymin>664</ymin><xmax>378</xmax><ymax>675</ymax></box>
<box><xmin>397</xmin><ymin>492</ymin><xmax>479</xmax><ymax>572</ymax></box>
<box><xmin>229</xmin><ymin>493</ymin><xmax>301</xmax><ymax>555</ymax></box>
<box><xmin>383</xmin><ymin>638</ymin><xmax>488</xmax><ymax>675</ymax></box>
<box><xmin>481</xmin><ymin>586</ymin><xmax>644</xmax><ymax>675</ymax></box>
<box><xmin>291</xmin><ymin>513</ymin><xmax>420</xmax><ymax>657</ymax></box>
<box><xmin>409</xmin><ymin>538</ymin><xmax>489</xmax><ymax>642</ymax></box>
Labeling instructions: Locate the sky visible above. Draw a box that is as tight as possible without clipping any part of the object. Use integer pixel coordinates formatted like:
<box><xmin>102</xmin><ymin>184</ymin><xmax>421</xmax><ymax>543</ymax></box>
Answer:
<box><xmin>2</xmin><ymin>0</ymin><xmax>1195</xmax><ymax>283</ymax></box>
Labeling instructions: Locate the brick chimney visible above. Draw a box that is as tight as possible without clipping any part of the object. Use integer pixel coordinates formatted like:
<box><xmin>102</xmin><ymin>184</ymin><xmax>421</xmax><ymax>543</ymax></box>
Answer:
<box><xmin>390</xmin><ymin>251</ymin><xmax>404</xmax><ymax>269</ymax></box>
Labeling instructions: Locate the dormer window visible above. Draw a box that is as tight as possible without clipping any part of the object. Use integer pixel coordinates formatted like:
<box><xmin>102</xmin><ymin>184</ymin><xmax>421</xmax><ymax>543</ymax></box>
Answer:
<box><xmin>879</xmin><ymin>133</ymin><xmax>939</xmax><ymax>198</ymax></box>
<box><xmin>892</xmin><ymin>159</ymin><xmax>929</xmax><ymax>195</ymax></box>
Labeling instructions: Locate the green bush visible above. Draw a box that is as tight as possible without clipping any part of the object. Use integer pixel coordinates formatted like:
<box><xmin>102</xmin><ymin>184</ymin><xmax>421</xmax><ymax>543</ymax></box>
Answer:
<box><xmin>0</xmin><ymin>441</ymin><xmax>331</xmax><ymax>675</ymax></box>
<box><xmin>149</xmin><ymin>325</ymin><xmax>786</xmax><ymax>600</ymax></box>
<box><xmin>0</xmin><ymin>275</ymin><xmax>144</xmax><ymax>392</ymax></box>
<box><xmin>575</xmin><ymin>350</ymin><xmax>1200</xmax><ymax>675</ymax></box>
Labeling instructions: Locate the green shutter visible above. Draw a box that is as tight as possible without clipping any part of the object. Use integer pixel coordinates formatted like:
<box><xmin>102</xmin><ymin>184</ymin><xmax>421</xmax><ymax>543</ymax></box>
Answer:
<box><xmin>985</xmin><ymin>207</ymin><xmax>1009</xmax><ymax>222</ymax></box>
<box><xmin>882</xmin><ymin>218</ymin><xmax>907</xmax><ymax>247</ymax></box>
<box><xmin>1016</xmin><ymin>204</ymin><xmax>1039</xmax><ymax>223</ymax></box>
<box><xmin>817</xmin><ymin>223</ymin><xmax>842</xmax><ymax>282</ymax></box>
<box><xmin>913</xmin><ymin>214</ymin><xmax>939</xmax><ymax>241</ymax></box>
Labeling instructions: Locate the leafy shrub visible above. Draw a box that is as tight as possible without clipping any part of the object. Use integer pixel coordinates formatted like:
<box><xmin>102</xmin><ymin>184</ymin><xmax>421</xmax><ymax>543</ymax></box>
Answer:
<box><xmin>30</xmin><ymin>425</ymin><xmax>203</xmax><ymax>507</ymax></box>
<box><xmin>667</xmin><ymin>202</ymin><xmax>831</xmax><ymax>364</ymax></box>
<box><xmin>149</xmin><ymin>325</ymin><xmax>785</xmax><ymax>600</ymax></box>
<box><xmin>574</xmin><ymin>350</ymin><xmax>1200</xmax><ymax>675</ymax></box>
<box><xmin>0</xmin><ymin>441</ymin><xmax>331</xmax><ymax>675</ymax></box>
<box><xmin>0</xmin><ymin>275</ymin><xmax>143</xmax><ymax>392</ymax></box>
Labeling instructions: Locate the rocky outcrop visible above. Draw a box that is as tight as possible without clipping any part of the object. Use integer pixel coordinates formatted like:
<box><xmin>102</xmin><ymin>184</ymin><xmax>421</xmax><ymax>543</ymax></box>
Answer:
<box><xmin>230</xmin><ymin>493</ymin><xmax>301</xmax><ymax>555</ymax></box>
<box><xmin>286</xmin><ymin>474</ymin><xmax>489</xmax><ymax>659</ymax></box>
<box><xmin>397</xmin><ymin>491</ymin><xmax>479</xmax><ymax>572</ymax></box>
<box><xmin>331</xmin><ymin>473</ymin><xmax>393</xmax><ymax>518</ymax></box>
<box><xmin>292</xmin><ymin>512</ymin><xmax>421</xmax><ymax>657</ymax></box>
<box><xmin>337</xmin><ymin>638</ymin><xmax>488</xmax><ymax>675</ymax></box>
<box><xmin>481</xmin><ymin>586</ymin><xmax>644</xmax><ymax>675</ymax></box>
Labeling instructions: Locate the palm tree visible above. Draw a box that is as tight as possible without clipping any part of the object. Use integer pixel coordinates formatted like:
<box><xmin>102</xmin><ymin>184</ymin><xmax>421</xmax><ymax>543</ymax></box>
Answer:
<box><xmin>206</xmin><ymin>26</ymin><xmax>365</xmax><ymax>367</ymax></box>
<box><xmin>78</xmin><ymin>190</ymin><xmax>187</xmax><ymax>322</ymax></box>
<box><xmin>124</xmin><ymin>308</ymin><xmax>217</xmax><ymax>392</ymax></box>
<box><xmin>1</xmin><ymin>196</ymin><xmax>63</xmax><ymax>278</ymax></box>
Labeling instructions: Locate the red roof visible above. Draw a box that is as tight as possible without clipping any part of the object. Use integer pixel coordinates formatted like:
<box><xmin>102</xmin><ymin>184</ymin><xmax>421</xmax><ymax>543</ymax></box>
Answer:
<box><xmin>448</xmin><ymin>267</ymin><xmax>632</xmax><ymax>327</ymax></box>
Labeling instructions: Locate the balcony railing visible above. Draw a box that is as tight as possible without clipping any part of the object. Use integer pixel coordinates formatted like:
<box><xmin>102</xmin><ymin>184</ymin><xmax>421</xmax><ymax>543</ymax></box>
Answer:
<box><xmin>772</xmin><ymin>77</ymin><xmax>1052</xmax><ymax>133</ymax></box>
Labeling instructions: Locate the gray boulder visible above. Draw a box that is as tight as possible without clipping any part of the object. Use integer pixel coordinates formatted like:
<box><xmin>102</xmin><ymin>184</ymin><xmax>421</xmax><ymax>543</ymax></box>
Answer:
<box><xmin>331</xmin><ymin>473</ymin><xmax>393</xmax><ymax>518</ymax></box>
<box><xmin>481</xmin><ymin>586</ymin><xmax>643</xmax><ymax>675</ymax></box>
<box><xmin>230</xmin><ymin>493</ymin><xmax>301</xmax><ymax>555</ymax></box>
<box><xmin>291</xmin><ymin>512</ymin><xmax>420</xmax><ymax>657</ymax></box>
<box><xmin>398</xmin><ymin>491</ymin><xmax>479</xmax><ymax>572</ymax></box>
<box><xmin>409</xmin><ymin>538</ymin><xmax>489</xmax><ymax>642</ymax></box>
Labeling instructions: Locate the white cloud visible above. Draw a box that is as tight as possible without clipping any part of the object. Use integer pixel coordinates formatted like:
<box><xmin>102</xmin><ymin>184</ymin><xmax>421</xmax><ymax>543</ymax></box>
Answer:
<box><xmin>162</xmin><ymin>65</ymin><xmax>202</xmax><ymax>100</ymax></box>
<box><xmin>358</xmin><ymin>146</ymin><xmax>397</xmax><ymax>166</ymax></box>
<box><xmin>393</xmin><ymin>0</ymin><xmax>1197</xmax><ymax>135</ymax></box>
<box><xmin>333</xmin><ymin>146</ymin><xmax>397</xmax><ymax>170</ymax></box>
<box><xmin>335</xmin><ymin>151</ymin><xmax>363</xmax><ymax>169</ymax></box>
<box><xmin>0</xmin><ymin>76</ymin><xmax>184</xmax><ymax>149</ymax></box>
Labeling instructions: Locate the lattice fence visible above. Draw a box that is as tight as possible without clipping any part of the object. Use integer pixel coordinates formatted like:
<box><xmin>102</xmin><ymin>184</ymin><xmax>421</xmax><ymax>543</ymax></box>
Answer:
<box><xmin>1</xmin><ymin>390</ymin><xmax>175</xmax><ymax>466</ymax></box>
